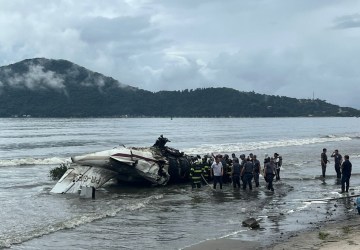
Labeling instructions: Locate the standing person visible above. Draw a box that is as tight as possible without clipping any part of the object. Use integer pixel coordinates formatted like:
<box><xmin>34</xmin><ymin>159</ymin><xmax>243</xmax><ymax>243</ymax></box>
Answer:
<box><xmin>253</xmin><ymin>155</ymin><xmax>261</xmax><ymax>187</ymax></box>
<box><xmin>231</xmin><ymin>158</ymin><xmax>241</xmax><ymax>188</ymax></box>
<box><xmin>220</xmin><ymin>155</ymin><xmax>230</xmax><ymax>184</ymax></box>
<box><xmin>249</xmin><ymin>153</ymin><xmax>254</xmax><ymax>161</ymax></box>
<box><xmin>210</xmin><ymin>156</ymin><xmax>223</xmax><ymax>189</ymax></box>
<box><xmin>264</xmin><ymin>158</ymin><xmax>275</xmax><ymax>191</ymax></box>
<box><xmin>239</xmin><ymin>154</ymin><xmax>246</xmax><ymax>186</ymax></box>
<box><xmin>263</xmin><ymin>154</ymin><xmax>270</xmax><ymax>172</ymax></box>
<box><xmin>231</xmin><ymin>153</ymin><xmax>238</xmax><ymax>164</ymax></box>
<box><xmin>331</xmin><ymin>149</ymin><xmax>343</xmax><ymax>179</ymax></box>
<box><xmin>224</xmin><ymin>154</ymin><xmax>233</xmax><ymax>184</ymax></box>
<box><xmin>241</xmin><ymin>157</ymin><xmax>254</xmax><ymax>190</ymax></box>
<box><xmin>321</xmin><ymin>148</ymin><xmax>329</xmax><ymax>178</ymax></box>
<box><xmin>274</xmin><ymin>153</ymin><xmax>282</xmax><ymax>181</ymax></box>
<box><xmin>202</xmin><ymin>156</ymin><xmax>211</xmax><ymax>183</ymax></box>
<box><xmin>207</xmin><ymin>156</ymin><xmax>214</xmax><ymax>181</ymax></box>
<box><xmin>190</xmin><ymin>157</ymin><xmax>204</xmax><ymax>189</ymax></box>
<box><xmin>340</xmin><ymin>155</ymin><xmax>352</xmax><ymax>193</ymax></box>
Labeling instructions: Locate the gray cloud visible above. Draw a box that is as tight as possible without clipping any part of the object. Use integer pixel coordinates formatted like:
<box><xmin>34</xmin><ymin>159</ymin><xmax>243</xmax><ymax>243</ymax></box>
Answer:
<box><xmin>333</xmin><ymin>13</ymin><xmax>360</xmax><ymax>29</ymax></box>
<box><xmin>0</xmin><ymin>0</ymin><xmax>360</xmax><ymax>108</ymax></box>
<box><xmin>77</xmin><ymin>16</ymin><xmax>158</xmax><ymax>44</ymax></box>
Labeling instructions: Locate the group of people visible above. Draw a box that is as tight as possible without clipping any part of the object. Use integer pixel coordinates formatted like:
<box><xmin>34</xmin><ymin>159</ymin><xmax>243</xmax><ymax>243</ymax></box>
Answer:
<box><xmin>189</xmin><ymin>152</ymin><xmax>283</xmax><ymax>192</ymax></box>
<box><xmin>321</xmin><ymin>148</ymin><xmax>353</xmax><ymax>193</ymax></box>
<box><xmin>189</xmin><ymin>147</ymin><xmax>355</xmax><ymax>195</ymax></box>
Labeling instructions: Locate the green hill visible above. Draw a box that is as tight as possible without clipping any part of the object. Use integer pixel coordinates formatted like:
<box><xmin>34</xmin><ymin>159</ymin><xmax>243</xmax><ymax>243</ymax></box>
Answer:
<box><xmin>0</xmin><ymin>58</ymin><xmax>359</xmax><ymax>117</ymax></box>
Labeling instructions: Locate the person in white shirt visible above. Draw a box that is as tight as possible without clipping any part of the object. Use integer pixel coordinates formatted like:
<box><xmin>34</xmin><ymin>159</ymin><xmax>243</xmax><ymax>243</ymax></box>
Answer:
<box><xmin>210</xmin><ymin>156</ymin><xmax>223</xmax><ymax>189</ymax></box>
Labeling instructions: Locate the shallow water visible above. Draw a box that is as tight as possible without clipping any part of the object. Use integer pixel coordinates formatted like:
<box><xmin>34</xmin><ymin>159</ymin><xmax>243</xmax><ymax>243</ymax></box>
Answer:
<box><xmin>0</xmin><ymin>118</ymin><xmax>360</xmax><ymax>249</ymax></box>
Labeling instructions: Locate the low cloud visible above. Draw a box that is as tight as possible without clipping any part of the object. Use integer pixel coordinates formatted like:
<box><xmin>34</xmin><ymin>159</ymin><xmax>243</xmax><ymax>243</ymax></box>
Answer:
<box><xmin>5</xmin><ymin>63</ymin><xmax>65</xmax><ymax>91</ymax></box>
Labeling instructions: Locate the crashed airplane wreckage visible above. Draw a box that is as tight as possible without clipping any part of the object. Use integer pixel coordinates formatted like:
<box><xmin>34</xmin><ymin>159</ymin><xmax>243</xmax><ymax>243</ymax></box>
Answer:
<box><xmin>51</xmin><ymin>136</ymin><xmax>192</xmax><ymax>194</ymax></box>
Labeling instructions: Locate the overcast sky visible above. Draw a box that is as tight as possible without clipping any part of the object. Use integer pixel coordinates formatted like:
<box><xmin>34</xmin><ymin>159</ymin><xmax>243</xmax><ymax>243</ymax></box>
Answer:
<box><xmin>1</xmin><ymin>0</ymin><xmax>360</xmax><ymax>108</ymax></box>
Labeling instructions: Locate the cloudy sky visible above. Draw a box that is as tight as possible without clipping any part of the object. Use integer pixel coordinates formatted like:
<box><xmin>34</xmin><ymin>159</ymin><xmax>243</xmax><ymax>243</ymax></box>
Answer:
<box><xmin>1</xmin><ymin>0</ymin><xmax>360</xmax><ymax>108</ymax></box>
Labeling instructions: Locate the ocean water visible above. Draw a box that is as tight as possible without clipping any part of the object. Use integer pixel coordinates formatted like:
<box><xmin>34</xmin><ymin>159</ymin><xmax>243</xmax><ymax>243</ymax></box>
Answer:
<box><xmin>0</xmin><ymin>117</ymin><xmax>360</xmax><ymax>249</ymax></box>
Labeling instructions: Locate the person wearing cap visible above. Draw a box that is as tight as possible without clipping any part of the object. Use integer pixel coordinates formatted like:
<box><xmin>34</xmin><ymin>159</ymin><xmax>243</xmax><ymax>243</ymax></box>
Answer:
<box><xmin>190</xmin><ymin>157</ymin><xmax>204</xmax><ymax>189</ymax></box>
<box><xmin>321</xmin><ymin>148</ymin><xmax>329</xmax><ymax>178</ymax></box>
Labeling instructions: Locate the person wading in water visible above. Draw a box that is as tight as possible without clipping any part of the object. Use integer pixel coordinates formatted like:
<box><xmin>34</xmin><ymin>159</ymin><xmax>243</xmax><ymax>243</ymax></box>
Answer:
<box><xmin>321</xmin><ymin>148</ymin><xmax>329</xmax><ymax>178</ymax></box>
<box><xmin>331</xmin><ymin>149</ymin><xmax>343</xmax><ymax>179</ymax></box>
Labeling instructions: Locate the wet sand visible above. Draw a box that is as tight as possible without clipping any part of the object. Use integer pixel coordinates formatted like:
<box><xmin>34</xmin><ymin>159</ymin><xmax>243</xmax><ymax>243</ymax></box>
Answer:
<box><xmin>271</xmin><ymin>215</ymin><xmax>360</xmax><ymax>250</ymax></box>
<box><xmin>185</xmin><ymin>212</ymin><xmax>360</xmax><ymax>250</ymax></box>
<box><xmin>185</xmin><ymin>219</ymin><xmax>360</xmax><ymax>250</ymax></box>
<box><xmin>184</xmin><ymin>238</ymin><xmax>261</xmax><ymax>250</ymax></box>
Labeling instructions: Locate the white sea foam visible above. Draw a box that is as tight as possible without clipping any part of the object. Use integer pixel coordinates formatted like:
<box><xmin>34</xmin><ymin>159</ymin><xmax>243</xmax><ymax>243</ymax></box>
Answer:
<box><xmin>183</xmin><ymin>136</ymin><xmax>352</xmax><ymax>155</ymax></box>
<box><xmin>1</xmin><ymin>136</ymin><xmax>353</xmax><ymax>167</ymax></box>
<box><xmin>0</xmin><ymin>157</ymin><xmax>71</xmax><ymax>167</ymax></box>
<box><xmin>179</xmin><ymin>229</ymin><xmax>248</xmax><ymax>250</ymax></box>
<box><xmin>296</xmin><ymin>202</ymin><xmax>311</xmax><ymax>211</ymax></box>
<box><xmin>0</xmin><ymin>194</ymin><xmax>163</xmax><ymax>248</ymax></box>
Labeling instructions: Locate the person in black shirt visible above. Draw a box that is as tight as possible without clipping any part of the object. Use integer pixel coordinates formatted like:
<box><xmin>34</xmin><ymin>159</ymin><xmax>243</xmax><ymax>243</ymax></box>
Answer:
<box><xmin>340</xmin><ymin>155</ymin><xmax>352</xmax><ymax>193</ymax></box>
<box><xmin>331</xmin><ymin>149</ymin><xmax>343</xmax><ymax>179</ymax></box>
<box><xmin>253</xmin><ymin>155</ymin><xmax>261</xmax><ymax>187</ymax></box>
<box><xmin>231</xmin><ymin>158</ymin><xmax>241</xmax><ymax>188</ymax></box>
<box><xmin>321</xmin><ymin>148</ymin><xmax>329</xmax><ymax>178</ymax></box>
<box><xmin>241</xmin><ymin>157</ymin><xmax>254</xmax><ymax>190</ymax></box>
<box><xmin>274</xmin><ymin>153</ymin><xmax>282</xmax><ymax>181</ymax></box>
<box><xmin>264</xmin><ymin>158</ymin><xmax>275</xmax><ymax>191</ymax></box>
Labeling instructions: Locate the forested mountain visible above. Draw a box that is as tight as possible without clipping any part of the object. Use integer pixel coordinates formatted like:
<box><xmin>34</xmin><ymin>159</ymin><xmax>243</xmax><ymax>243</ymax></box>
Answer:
<box><xmin>0</xmin><ymin>58</ymin><xmax>359</xmax><ymax>117</ymax></box>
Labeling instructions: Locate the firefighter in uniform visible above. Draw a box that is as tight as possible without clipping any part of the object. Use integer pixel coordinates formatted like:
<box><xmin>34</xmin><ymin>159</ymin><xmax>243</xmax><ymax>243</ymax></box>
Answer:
<box><xmin>202</xmin><ymin>156</ymin><xmax>211</xmax><ymax>183</ymax></box>
<box><xmin>190</xmin><ymin>156</ymin><xmax>204</xmax><ymax>189</ymax></box>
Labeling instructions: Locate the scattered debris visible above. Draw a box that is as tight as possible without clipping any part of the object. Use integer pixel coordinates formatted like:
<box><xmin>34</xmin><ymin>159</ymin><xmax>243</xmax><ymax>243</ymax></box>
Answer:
<box><xmin>242</xmin><ymin>218</ymin><xmax>260</xmax><ymax>229</ymax></box>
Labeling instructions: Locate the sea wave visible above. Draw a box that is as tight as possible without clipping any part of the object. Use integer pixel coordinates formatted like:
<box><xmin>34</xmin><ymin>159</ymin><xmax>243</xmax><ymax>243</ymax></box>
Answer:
<box><xmin>183</xmin><ymin>136</ymin><xmax>352</xmax><ymax>155</ymax></box>
<box><xmin>0</xmin><ymin>157</ymin><xmax>71</xmax><ymax>167</ymax></box>
<box><xmin>0</xmin><ymin>136</ymin><xmax>355</xmax><ymax>167</ymax></box>
<box><xmin>0</xmin><ymin>194</ymin><xmax>164</xmax><ymax>248</ymax></box>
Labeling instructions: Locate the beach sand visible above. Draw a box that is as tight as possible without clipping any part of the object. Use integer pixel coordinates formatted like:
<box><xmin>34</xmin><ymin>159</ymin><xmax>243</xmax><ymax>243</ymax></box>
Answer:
<box><xmin>185</xmin><ymin>215</ymin><xmax>360</xmax><ymax>250</ymax></box>
<box><xmin>271</xmin><ymin>216</ymin><xmax>360</xmax><ymax>250</ymax></box>
<box><xmin>184</xmin><ymin>238</ymin><xmax>261</xmax><ymax>250</ymax></box>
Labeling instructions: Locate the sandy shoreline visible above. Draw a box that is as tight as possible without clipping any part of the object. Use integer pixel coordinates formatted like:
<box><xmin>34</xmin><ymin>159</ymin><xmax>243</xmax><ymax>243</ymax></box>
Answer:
<box><xmin>184</xmin><ymin>214</ymin><xmax>360</xmax><ymax>250</ymax></box>
<box><xmin>271</xmin><ymin>216</ymin><xmax>360</xmax><ymax>250</ymax></box>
